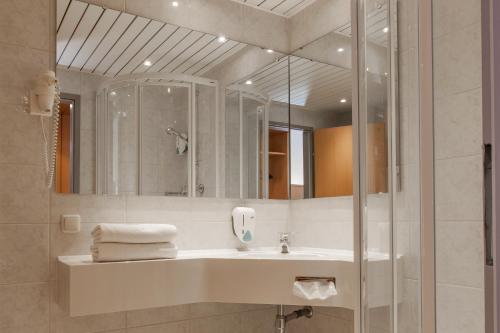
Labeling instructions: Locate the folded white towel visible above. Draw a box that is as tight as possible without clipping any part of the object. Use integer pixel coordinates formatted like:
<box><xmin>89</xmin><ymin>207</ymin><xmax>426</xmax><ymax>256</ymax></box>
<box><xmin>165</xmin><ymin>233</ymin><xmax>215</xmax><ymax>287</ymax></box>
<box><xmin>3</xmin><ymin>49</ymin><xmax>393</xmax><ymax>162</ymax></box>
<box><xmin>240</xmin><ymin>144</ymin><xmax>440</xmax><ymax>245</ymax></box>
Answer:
<box><xmin>91</xmin><ymin>223</ymin><xmax>177</xmax><ymax>244</ymax></box>
<box><xmin>91</xmin><ymin>242</ymin><xmax>178</xmax><ymax>262</ymax></box>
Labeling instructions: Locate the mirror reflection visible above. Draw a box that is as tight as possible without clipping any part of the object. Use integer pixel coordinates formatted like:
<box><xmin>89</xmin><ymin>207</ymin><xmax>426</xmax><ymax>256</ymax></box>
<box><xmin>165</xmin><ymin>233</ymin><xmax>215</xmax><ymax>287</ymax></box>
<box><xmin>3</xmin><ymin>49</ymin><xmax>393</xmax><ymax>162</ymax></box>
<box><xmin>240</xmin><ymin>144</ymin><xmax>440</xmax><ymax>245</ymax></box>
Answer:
<box><xmin>55</xmin><ymin>0</ymin><xmax>388</xmax><ymax>200</ymax></box>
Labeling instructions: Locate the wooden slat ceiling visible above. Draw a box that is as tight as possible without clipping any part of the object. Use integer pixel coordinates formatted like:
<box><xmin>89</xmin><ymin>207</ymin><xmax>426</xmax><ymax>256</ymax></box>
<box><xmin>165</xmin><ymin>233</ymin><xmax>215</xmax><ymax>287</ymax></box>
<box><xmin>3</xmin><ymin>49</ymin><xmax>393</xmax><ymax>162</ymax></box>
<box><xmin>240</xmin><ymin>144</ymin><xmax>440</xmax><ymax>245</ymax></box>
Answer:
<box><xmin>240</xmin><ymin>56</ymin><xmax>352</xmax><ymax>112</ymax></box>
<box><xmin>56</xmin><ymin>0</ymin><xmax>248</xmax><ymax>77</ymax></box>
<box><xmin>236</xmin><ymin>0</ymin><xmax>317</xmax><ymax>17</ymax></box>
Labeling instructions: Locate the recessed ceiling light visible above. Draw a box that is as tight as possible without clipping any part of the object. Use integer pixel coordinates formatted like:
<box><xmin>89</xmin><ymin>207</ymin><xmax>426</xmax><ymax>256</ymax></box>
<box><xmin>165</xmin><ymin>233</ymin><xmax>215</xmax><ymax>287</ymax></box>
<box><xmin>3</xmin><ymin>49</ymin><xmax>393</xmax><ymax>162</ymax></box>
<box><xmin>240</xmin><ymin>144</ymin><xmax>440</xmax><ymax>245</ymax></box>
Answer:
<box><xmin>143</xmin><ymin>60</ymin><xmax>152</xmax><ymax>67</ymax></box>
<box><xmin>217</xmin><ymin>35</ymin><xmax>227</xmax><ymax>43</ymax></box>
<box><xmin>167</xmin><ymin>87</ymin><xmax>171</xmax><ymax>94</ymax></box>
<box><xmin>266</xmin><ymin>49</ymin><xmax>274</xmax><ymax>54</ymax></box>
<box><xmin>245</xmin><ymin>80</ymin><xmax>253</xmax><ymax>85</ymax></box>
<box><xmin>172</xmin><ymin>1</ymin><xmax>179</xmax><ymax>7</ymax></box>
<box><xmin>110</xmin><ymin>91</ymin><xmax>116</xmax><ymax>96</ymax></box>
<box><xmin>340</xmin><ymin>98</ymin><xmax>347</xmax><ymax>103</ymax></box>
<box><xmin>337</xmin><ymin>47</ymin><xmax>345</xmax><ymax>53</ymax></box>
<box><xmin>383</xmin><ymin>27</ymin><xmax>389</xmax><ymax>33</ymax></box>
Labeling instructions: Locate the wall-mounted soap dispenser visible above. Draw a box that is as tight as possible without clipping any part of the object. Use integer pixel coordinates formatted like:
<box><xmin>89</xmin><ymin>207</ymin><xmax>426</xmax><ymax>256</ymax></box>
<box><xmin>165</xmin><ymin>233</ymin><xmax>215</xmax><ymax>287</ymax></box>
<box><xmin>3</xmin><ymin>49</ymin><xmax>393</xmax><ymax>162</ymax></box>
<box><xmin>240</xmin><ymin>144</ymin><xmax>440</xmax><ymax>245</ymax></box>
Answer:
<box><xmin>232</xmin><ymin>207</ymin><xmax>256</xmax><ymax>246</ymax></box>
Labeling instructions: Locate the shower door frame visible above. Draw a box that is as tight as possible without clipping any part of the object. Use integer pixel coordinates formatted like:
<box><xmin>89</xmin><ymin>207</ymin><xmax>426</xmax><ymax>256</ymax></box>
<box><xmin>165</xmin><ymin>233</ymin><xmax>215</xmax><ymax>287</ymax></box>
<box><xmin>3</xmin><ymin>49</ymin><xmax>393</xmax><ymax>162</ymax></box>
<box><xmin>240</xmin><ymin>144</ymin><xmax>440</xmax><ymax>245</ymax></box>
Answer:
<box><xmin>96</xmin><ymin>73</ymin><xmax>219</xmax><ymax>197</ymax></box>
<box><xmin>354</xmin><ymin>0</ymin><xmax>436</xmax><ymax>332</ymax></box>
<box><xmin>238</xmin><ymin>91</ymin><xmax>270</xmax><ymax>200</ymax></box>
<box><xmin>226</xmin><ymin>84</ymin><xmax>271</xmax><ymax>199</ymax></box>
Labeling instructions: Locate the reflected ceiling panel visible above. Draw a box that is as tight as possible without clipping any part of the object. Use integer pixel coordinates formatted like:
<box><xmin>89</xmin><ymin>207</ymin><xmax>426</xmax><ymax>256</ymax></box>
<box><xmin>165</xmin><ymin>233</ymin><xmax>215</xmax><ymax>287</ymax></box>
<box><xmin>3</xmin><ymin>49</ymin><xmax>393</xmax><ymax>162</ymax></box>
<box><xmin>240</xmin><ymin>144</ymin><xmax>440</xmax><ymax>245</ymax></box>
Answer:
<box><xmin>236</xmin><ymin>0</ymin><xmax>317</xmax><ymax>17</ymax></box>
<box><xmin>56</xmin><ymin>0</ymin><xmax>248</xmax><ymax>77</ymax></box>
<box><xmin>239</xmin><ymin>56</ymin><xmax>352</xmax><ymax>112</ymax></box>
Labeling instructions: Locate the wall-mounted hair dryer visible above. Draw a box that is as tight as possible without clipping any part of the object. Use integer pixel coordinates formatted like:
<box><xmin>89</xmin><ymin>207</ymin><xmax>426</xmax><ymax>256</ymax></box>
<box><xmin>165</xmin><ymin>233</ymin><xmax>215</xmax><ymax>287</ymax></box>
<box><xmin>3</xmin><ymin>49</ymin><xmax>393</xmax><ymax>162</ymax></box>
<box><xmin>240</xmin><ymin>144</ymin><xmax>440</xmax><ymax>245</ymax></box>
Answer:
<box><xmin>24</xmin><ymin>70</ymin><xmax>61</xmax><ymax>188</ymax></box>
<box><xmin>27</xmin><ymin>70</ymin><xmax>59</xmax><ymax>117</ymax></box>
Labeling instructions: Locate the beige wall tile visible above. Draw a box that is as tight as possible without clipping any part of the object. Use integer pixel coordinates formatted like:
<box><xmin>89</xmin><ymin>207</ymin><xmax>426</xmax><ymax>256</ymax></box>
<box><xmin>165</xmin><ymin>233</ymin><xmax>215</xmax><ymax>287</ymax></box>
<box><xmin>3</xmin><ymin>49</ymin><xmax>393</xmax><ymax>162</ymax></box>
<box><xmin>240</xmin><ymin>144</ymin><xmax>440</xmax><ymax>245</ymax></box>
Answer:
<box><xmin>0</xmin><ymin>224</ymin><xmax>49</xmax><ymax>284</ymax></box>
<box><xmin>127</xmin><ymin>321</ymin><xmax>189</xmax><ymax>333</ymax></box>
<box><xmin>189</xmin><ymin>303</ymin><xmax>266</xmax><ymax>319</ymax></box>
<box><xmin>0</xmin><ymin>164</ymin><xmax>49</xmax><ymax>224</ymax></box>
<box><xmin>50</xmin><ymin>309</ymin><xmax>126</xmax><ymax>333</ymax></box>
<box><xmin>0</xmin><ymin>0</ymin><xmax>50</xmax><ymax>51</ymax></box>
<box><xmin>433</xmin><ymin>0</ymin><xmax>481</xmax><ymax>39</ymax></box>
<box><xmin>436</xmin><ymin>221</ymin><xmax>484</xmax><ymax>288</ymax></box>
<box><xmin>435</xmin><ymin>88</ymin><xmax>483</xmax><ymax>159</ymax></box>
<box><xmin>189</xmin><ymin>313</ymin><xmax>240</xmax><ymax>333</ymax></box>
<box><xmin>433</xmin><ymin>23</ymin><xmax>482</xmax><ymax>99</ymax></box>
<box><xmin>126</xmin><ymin>305</ymin><xmax>190</xmax><ymax>328</ymax></box>
<box><xmin>0</xmin><ymin>282</ymin><xmax>49</xmax><ymax>333</ymax></box>
<box><xmin>436</xmin><ymin>283</ymin><xmax>484</xmax><ymax>333</ymax></box>
<box><xmin>239</xmin><ymin>308</ymin><xmax>276</xmax><ymax>333</ymax></box>
<box><xmin>435</xmin><ymin>154</ymin><xmax>483</xmax><ymax>221</ymax></box>
<box><xmin>50</xmin><ymin>194</ymin><xmax>126</xmax><ymax>224</ymax></box>
<box><xmin>49</xmin><ymin>222</ymin><xmax>96</xmax><ymax>279</ymax></box>
<box><xmin>0</xmin><ymin>104</ymin><xmax>45</xmax><ymax>165</ymax></box>
<box><xmin>0</xmin><ymin>43</ymin><xmax>49</xmax><ymax>90</ymax></box>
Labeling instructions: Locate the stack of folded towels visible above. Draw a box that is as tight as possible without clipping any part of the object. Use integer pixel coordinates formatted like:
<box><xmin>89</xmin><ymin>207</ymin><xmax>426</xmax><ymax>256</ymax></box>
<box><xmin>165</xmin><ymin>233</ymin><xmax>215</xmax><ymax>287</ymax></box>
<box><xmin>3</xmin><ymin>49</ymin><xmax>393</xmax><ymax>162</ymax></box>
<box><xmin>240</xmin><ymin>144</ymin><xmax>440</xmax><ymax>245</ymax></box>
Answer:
<box><xmin>90</xmin><ymin>223</ymin><xmax>178</xmax><ymax>262</ymax></box>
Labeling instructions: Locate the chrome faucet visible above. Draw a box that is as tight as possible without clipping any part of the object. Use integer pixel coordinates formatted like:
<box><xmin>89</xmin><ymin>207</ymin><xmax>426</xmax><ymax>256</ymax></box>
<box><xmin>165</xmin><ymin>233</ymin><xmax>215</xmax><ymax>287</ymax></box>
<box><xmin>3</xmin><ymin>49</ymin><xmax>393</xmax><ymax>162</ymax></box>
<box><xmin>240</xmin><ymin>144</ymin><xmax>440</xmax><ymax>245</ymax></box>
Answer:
<box><xmin>279</xmin><ymin>232</ymin><xmax>290</xmax><ymax>254</ymax></box>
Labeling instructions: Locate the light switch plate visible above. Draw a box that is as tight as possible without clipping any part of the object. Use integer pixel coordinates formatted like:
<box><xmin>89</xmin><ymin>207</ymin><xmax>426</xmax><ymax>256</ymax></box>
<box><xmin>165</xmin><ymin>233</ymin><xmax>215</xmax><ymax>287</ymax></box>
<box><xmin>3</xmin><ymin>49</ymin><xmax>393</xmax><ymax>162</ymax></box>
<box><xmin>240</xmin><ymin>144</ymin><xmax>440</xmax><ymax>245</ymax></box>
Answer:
<box><xmin>61</xmin><ymin>215</ymin><xmax>81</xmax><ymax>234</ymax></box>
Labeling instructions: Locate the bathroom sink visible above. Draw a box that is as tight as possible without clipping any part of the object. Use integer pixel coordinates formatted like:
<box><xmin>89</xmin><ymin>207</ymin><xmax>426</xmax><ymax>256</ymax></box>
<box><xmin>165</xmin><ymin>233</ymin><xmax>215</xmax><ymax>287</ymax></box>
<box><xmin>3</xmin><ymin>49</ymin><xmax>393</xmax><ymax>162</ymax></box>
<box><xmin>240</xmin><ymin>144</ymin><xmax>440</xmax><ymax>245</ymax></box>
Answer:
<box><xmin>177</xmin><ymin>247</ymin><xmax>353</xmax><ymax>261</ymax></box>
<box><xmin>58</xmin><ymin>247</ymin><xmax>400</xmax><ymax>317</ymax></box>
<box><xmin>234</xmin><ymin>249</ymin><xmax>331</xmax><ymax>259</ymax></box>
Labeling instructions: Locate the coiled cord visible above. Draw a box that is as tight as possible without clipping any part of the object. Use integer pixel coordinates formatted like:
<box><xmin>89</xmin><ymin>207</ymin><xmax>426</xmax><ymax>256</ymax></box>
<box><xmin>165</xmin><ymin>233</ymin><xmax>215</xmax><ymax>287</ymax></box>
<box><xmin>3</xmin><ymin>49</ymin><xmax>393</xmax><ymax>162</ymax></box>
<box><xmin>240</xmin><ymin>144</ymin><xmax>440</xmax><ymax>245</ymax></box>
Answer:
<box><xmin>41</xmin><ymin>82</ymin><xmax>61</xmax><ymax>188</ymax></box>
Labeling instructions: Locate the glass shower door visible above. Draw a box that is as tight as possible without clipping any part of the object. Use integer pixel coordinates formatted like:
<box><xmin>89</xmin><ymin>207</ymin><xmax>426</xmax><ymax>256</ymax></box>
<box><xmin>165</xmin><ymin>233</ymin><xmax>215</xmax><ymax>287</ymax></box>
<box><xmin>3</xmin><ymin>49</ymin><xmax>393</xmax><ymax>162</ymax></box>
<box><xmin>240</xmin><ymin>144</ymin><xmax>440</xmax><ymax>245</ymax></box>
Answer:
<box><xmin>105</xmin><ymin>84</ymin><xmax>138</xmax><ymax>195</ymax></box>
<box><xmin>358</xmin><ymin>0</ymin><xmax>422</xmax><ymax>332</ymax></box>
<box><xmin>241</xmin><ymin>95</ymin><xmax>267</xmax><ymax>199</ymax></box>
<box><xmin>140</xmin><ymin>84</ymin><xmax>190</xmax><ymax>196</ymax></box>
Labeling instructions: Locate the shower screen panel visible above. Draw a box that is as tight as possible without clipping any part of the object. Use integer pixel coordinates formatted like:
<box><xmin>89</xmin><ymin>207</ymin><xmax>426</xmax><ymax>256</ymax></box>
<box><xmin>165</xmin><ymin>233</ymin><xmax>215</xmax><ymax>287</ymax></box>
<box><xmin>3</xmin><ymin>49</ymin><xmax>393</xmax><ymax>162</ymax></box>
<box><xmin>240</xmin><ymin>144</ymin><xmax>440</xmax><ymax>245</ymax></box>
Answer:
<box><xmin>105</xmin><ymin>84</ymin><xmax>139</xmax><ymax>195</ymax></box>
<box><xmin>194</xmin><ymin>84</ymin><xmax>217</xmax><ymax>198</ymax></box>
<box><xmin>96</xmin><ymin>75</ymin><xmax>218</xmax><ymax>197</ymax></box>
<box><xmin>140</xmin><ymin>84</ymin><xmax>190</xmax><ymax>197</ymax></box>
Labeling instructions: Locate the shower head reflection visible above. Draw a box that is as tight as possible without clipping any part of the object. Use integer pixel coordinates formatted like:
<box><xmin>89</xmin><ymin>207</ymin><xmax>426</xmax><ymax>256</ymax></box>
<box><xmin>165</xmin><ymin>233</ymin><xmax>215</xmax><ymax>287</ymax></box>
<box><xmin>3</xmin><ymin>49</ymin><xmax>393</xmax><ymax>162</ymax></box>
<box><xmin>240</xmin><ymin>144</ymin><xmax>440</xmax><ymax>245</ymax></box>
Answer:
<box><xmin>165</xmin><ymin>127</ymin><xmax>188</xmax><ymax>141</ymax></box>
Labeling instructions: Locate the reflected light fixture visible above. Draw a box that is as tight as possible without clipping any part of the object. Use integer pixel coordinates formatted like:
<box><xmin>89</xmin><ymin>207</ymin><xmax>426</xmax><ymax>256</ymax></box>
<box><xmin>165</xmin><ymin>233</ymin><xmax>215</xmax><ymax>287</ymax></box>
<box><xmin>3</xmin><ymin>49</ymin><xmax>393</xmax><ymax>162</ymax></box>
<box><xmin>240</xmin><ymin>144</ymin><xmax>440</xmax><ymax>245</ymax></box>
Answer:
<box><xmin>245</xmin><ymin>80</ymin><xmax>253</xmax><ymax>85</ymax></box>
<box><xmin>266</xmin><ymin>49</ymin><xmax>274</xmax><ymax>54</ymax></box>
<box><xmin>337</xmin><ymin>47</ymin><xmax>345</xmax><ymax>53</ymax></box>
<box><xmin>110</xmin><ymin>91</ymin><xmax>117</xmax><ymax>96</ymax></box>
<box><xmin>383</xmin><ymin>27</ymin><xmax>389</xmax><ymax>33</ymax></box>
<box><xmin>340</xmin><ymin>98</ymin><xmax>347</xmax><ymax>103</ymax></box>
<box><xmin>172</xmin><ymin>1</ymin><xmax>179</xmax><ymax>7</ymax></box>
<box><xmin>167</xmin><ymin>87</ymin><xmax>171</xmax><ymax>94</ymax></box>
<box><xmin>143</xmin><ymin>60</ymin><xmax>152</xmax><ymax>67</ymax></box>
<box><xmin>218</xmin><ymin>35</ymin><xmax>227</xmax><ymax>43</ymax></box>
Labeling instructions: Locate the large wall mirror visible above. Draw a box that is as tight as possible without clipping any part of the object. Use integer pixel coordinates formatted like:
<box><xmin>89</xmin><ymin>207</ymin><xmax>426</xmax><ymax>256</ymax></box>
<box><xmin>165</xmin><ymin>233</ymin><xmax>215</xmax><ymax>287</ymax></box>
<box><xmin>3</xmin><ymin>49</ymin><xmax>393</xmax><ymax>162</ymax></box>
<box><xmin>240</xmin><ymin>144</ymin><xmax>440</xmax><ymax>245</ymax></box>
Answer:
<box><xmin>54</xmin><ymin>0</ymin><xmax>390</xmax><ymax>200</ymax></box>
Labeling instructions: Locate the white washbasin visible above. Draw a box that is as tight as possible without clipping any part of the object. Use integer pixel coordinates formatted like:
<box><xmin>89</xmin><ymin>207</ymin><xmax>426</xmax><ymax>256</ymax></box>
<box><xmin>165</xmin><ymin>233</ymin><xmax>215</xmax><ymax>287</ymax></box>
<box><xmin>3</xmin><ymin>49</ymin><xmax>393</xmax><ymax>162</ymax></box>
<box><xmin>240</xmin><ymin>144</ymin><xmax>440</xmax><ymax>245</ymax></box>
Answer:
<box><xmin>57</xmin><ymin>247</ymin><xmax>400</xmax><ymax>317</ymax></box>
<box><xmin>234</xmin><ymin>249</ymin><xmax>332</xmax><ymax>259</ymax></box>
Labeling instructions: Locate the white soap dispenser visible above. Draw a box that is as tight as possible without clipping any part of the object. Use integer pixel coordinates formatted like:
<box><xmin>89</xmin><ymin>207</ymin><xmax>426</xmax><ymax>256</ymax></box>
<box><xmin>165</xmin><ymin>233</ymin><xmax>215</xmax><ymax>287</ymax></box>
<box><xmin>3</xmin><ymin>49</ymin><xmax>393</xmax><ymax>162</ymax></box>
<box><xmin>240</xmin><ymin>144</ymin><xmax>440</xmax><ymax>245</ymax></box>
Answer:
<box><xmin>231</xmin><ymin>207</ymin><xmax>256</xmax><ymax>245</ymax></box>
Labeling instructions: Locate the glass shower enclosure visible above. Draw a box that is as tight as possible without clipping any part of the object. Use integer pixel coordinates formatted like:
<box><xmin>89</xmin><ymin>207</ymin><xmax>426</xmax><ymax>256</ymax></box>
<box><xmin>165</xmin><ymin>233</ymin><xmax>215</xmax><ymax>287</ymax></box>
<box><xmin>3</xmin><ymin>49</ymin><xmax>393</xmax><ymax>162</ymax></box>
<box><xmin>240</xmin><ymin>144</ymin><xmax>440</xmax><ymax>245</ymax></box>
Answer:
<box><xmin>96</xmin><ymin>74</ymin><xmax>218</xmax><ymax>197</ymax></box>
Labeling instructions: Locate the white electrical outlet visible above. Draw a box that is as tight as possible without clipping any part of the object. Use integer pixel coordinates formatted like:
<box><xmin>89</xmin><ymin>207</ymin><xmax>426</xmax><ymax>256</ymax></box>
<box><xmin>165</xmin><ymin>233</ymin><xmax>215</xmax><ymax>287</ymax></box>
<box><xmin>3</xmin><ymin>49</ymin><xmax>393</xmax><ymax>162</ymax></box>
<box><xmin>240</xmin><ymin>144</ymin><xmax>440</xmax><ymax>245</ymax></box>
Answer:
<box><xmin>61</xmin><ymin>215</ymin><xmax>81</xmax><ymax>234</ymax></box>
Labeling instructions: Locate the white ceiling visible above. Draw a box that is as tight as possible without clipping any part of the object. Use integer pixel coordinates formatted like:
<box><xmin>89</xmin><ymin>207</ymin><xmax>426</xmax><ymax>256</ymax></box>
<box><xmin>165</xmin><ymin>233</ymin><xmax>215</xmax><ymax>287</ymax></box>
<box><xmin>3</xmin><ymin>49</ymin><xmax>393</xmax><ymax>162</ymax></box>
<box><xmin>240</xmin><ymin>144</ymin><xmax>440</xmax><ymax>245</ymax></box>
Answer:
<box><xmin>334</xmin><ymin>2</ymin><xmax>389</xmax><ymax>46</ymax></box>
<box><xmin>240</xmin><ymin>56</ymin><xmax>352</xmax><ymax>112</ymax></box>
<box><xmin>57</xmin><ymin>0</ymin><xmax>356</xmax><ymax>112</ymax></box>
<box><xmin>56</xmin><ymin>0</ymin><xmax>248</xmax><ymax>77</ymax></box>
<box><xmin>235</xmin><ymin>0</ymin><xmax>317</xmax><ymax>17</ymax></box>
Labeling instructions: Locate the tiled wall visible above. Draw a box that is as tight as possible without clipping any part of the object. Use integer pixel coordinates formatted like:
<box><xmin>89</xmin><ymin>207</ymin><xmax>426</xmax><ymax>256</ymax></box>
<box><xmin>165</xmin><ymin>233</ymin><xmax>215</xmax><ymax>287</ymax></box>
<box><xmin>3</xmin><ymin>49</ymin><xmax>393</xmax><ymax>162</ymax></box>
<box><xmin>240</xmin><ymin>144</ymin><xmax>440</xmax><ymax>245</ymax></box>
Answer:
<box><xmin>0</xmin><ymin>1</ymin><xmax>486</xmax><ymax>333</ymax></box>
<box><xmin>289</xmin><ymin>197</ymin><xmax>354</xmax><ymax>250</ymax></box>
<box><xmin>433</xmin><ymin>0</ymin><xmax>485</xmax><ymax>332</ymax></box>
<box><xmin>0</xmin><ymin>0</ymin><xmax>51</xmax><ymax>332</ymax></box>
<box><xmin>48</xmin><ymin>194</ymin><xmax>290</xmax><ymax>333</ymax></box>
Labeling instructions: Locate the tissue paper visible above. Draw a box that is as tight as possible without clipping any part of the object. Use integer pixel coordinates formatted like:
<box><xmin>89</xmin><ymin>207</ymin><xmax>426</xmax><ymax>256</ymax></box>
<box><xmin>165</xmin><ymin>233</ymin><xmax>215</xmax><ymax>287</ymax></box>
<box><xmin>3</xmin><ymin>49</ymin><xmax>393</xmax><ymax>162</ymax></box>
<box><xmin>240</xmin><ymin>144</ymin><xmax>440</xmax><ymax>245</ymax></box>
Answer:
<box><xmin>292</xmin><ymin>280</ymin><xmax>338</xmax><ymax>300</ymax></box>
